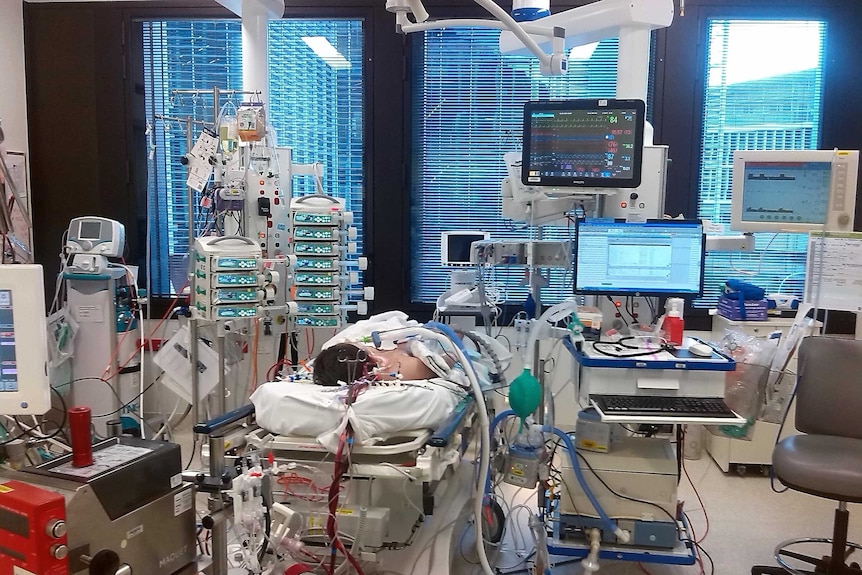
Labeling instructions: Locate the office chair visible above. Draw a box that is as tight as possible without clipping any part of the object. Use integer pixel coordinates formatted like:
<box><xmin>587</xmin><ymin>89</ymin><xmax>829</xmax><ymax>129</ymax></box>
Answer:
<box><xmin>752</xmin><ymin>336</ymin><xmax>862</xmax><ymax>575</ymax></box>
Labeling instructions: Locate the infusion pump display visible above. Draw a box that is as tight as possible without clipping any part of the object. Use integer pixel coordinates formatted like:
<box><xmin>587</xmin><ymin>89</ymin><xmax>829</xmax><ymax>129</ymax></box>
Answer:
<box><xmin>522</xmin><ymin>99</ymin><xmax>645</xmax><ymax>189</ymax></box>
<box><xmin>0</xmin><ymin>290</ymin><xmax>18</xmax><ymax>392</ymax></box>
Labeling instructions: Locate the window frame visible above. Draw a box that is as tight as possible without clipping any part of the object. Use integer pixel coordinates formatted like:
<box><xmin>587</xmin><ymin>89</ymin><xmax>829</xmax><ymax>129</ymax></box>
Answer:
<box><xmin>25</xmin><ymin>1</ymin><xmax>862</xmax><ymax>324</ymax></box>
<box><xmin>126</xmin><ymin>3</ymin><xmax>380</xmax><ymax>315</ymax></box>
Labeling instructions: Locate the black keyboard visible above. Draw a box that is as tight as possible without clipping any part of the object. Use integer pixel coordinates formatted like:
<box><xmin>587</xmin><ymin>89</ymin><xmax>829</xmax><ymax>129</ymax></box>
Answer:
<box><xmin>591</xmin><ymin>394</ymin><xmax>737</xmax><ymax>418</ymax></box>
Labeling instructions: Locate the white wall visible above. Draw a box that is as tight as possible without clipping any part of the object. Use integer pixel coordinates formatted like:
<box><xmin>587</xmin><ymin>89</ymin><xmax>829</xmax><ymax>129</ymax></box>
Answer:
<box><xmin>0</xmin><ymin>0</ymin><xmax>28</xmax><ymax>155</ymax></box>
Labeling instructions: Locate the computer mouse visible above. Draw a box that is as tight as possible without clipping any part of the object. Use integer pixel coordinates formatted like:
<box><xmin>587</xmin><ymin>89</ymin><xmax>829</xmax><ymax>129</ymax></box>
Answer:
<box><xmin>688</xmin><ymin>342</ymin><xmax>714</xmax><ymax>357</ymax></box>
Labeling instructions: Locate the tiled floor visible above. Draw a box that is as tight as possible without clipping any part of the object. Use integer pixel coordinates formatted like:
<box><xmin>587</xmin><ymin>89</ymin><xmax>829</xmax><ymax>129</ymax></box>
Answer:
<box><xmin>452</xmin><ymin>452</ymin><xmax>862</xmax><ymax>575</ymax></box>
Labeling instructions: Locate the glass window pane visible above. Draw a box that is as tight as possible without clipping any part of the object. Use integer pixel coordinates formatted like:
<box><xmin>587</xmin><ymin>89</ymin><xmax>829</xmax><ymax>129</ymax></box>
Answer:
<box><xmin>267</xmin><ymin>20</ymin><xmax>365</xmax><ymax>250</ymax></box>
<box><xmin>411</xmin><ymin>29</ymin><xmax>619</xmax><ymax>305</ymax></box>
<box><xmin>697</xmin><ymin>20</ymin><xmax>827</xmax><ymax>306</ymax></box>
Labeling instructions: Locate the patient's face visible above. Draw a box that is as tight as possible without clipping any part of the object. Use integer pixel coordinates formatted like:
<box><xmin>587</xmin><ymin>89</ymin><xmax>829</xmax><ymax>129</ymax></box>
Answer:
<box><xmin>364</xmin><ymin>346</ymin><xmax>436</xmax><ymax>381</ymax></box>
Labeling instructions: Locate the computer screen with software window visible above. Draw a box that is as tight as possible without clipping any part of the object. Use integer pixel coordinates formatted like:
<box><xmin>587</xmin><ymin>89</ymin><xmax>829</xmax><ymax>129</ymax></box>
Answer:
<box><xmin>574</xmin><ymin>219</ymin><xmax>705</xmax><ymax>297</ymax></box>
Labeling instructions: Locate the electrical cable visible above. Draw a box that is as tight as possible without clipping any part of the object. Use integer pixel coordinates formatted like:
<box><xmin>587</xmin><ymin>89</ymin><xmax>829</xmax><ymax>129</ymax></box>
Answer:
<box><xmin>101</xmin><ymin>288</ymin><xmax>186</xmax><ymax>382</ymax></box>
<box><xmin>682</xmin><ymin>451</ymin><xmax>710</xmax><ymax>543</ymax></box>
<box><xmin>575</xmin><ymin>450</ymin><xmax>679</xmax><ymax>526</ymax></box>
<box><xmin>0</xmin><ymin>387</ymin><xmax>68</xmax><ymax>446</ymax></box>
<box><xmin>590</xmin><ymin>338</ymin><xmax>673</xmax><ymax>358</ymax></box>
<box><xmin>729</xmin><ymin>232</ymin><xmax>781</xmax><ymax>276</ymax></box>
<box><xmin>682</xmin><ymin>511</ymin><xmax>705</xmax><ymax>575</ymax></box>
<box><xmin>694</xmin><ymin>540</ymin><xmax>715</xmax><ymax>575</ymax></box>
<box><xmin>65</xmin><ymin>375</ymin><xmax>162</xmax><ymax>420</ymax></box>
<box><xmin>185</xmin><ymin>439</ymin><xmax>199</xmax><ymax>470</ymax></box>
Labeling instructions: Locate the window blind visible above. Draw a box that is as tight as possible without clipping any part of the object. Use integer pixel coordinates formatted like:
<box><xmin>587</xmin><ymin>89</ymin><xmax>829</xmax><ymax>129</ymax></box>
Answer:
<box><xmin>410</xmin><ymin>28</ymin><xmax>619</xmax><ymax>305</ymax></box>
<box><xmin>697</xmin><ymin>19</ymin><xmax>827</xmax><ymax>306</ymax></box>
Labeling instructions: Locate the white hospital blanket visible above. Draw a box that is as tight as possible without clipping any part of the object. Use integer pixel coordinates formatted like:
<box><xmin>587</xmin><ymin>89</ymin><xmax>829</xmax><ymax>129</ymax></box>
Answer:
<box><xmin>251</xmin><ymin>379</ymin><xmax>466</xmax><ymax>452</ymax></box>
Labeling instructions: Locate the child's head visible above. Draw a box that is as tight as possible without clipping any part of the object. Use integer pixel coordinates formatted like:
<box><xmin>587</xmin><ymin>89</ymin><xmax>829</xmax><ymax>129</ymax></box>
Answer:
<box><xmin>312</xmin><ymin>343</ymin><xmax>372</xmax><ymax>386</ymax></box>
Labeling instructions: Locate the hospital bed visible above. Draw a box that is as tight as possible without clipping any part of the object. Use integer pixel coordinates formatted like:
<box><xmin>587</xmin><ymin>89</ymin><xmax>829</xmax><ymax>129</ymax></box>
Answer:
<box><xmin>237</xmin><ymin>318</ymin><xmax>508</xmax><ymax>568</ymax></box>
<box><xmin>245</xmin><ymin>394</ymin><xmax>476</xmax><ymax>550</ymax></box>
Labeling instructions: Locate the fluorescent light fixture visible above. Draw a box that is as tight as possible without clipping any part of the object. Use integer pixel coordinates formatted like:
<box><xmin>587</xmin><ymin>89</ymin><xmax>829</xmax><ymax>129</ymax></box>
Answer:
<box><xmin>302</xmin><ymin>37</ymin><xmax>351</xmax><ymax>70</ymax></box>
<box><xmin>569</xmin><ymin>41</ymin><xmax>599</xmax><ymax>60</ymax></box>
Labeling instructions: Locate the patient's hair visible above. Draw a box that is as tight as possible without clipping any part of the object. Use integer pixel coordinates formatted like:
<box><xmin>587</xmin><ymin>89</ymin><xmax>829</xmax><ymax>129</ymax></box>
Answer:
<box><xmin>313</xmin><ymin>343</ymin><xmax>372</xmax><ymax>386</ymax></box>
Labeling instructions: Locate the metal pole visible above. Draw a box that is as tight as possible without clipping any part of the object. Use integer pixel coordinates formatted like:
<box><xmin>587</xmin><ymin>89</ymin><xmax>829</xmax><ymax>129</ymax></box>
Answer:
<box><xmin>213</xmin><ymin>85</ymin><xmax>220</xmax><ymax>127</ymax></box>
<box><xmin>217</xmin><ymin>325</ymin><xmax>227</xmax><ymax>416</ymax></box>
<box><xmin>208</xmin><ymin>435</ymin><xmax>228</xmax><ymax>575</ymax></box>
<box><xmin>536</xmin><ymin>358</ymin><xmax>546</xmax><ymax>425</ymax></box>
<box><xmin>186</xmin><ymin>117</ymin><xmax>202</xmax><ymax>430</ymax></box>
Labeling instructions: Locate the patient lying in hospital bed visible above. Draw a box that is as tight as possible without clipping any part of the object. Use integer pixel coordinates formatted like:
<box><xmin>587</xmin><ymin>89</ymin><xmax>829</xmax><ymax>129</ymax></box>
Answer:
<box><xmin>250</xmin><ymin>312</ymin><xmax>505</xmax><ymax>452</ymax></box>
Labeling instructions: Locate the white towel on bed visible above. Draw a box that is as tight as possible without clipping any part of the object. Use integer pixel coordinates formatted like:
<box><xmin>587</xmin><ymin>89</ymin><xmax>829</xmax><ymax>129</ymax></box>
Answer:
<box><xmin>251</xmin><ymin>379</ymin><xmax>467</xmax><ymax>452</ymax></box>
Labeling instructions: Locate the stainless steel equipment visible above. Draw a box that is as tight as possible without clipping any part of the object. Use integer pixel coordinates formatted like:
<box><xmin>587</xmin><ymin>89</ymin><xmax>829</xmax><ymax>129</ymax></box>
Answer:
<box><xmin>3</xmin><ymin>437</ymin><xmax>197</xmax><ymax>575</ymax></box>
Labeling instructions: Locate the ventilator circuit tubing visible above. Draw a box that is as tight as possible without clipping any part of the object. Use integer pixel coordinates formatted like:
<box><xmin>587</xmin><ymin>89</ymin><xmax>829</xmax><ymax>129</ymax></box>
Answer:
<box><xmin>547</xmin><ymin>426</ymin><xmax>629</xmax><ymax>543</ymax></box>
<box><xmin>485</xmin><ymin>411</ymin><xmax>627</xmax><ymax>544</ymax></box>
<box><xmin>414</xmin><ymin>322</ymin><xmax>494</xmax><ymax>575</ymax></box>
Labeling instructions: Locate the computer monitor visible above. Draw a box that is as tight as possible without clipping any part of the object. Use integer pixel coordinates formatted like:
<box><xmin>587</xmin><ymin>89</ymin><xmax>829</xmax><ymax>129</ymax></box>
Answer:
<box><xmin>521</xmin><ymin>99</ymin><xmax>646</xmax><ymax>189</ymax></box>
<box><xmin>440</xmin><ymin>231</ymin><xmax>489</xmax><ymax>267</ymax></box>
<box><xmin>574</xmin><ymin>219</ymin><xmax>705</xmax><ymax>297</ymax></box>
<box><xmin>0</xmin><ymin>264</ymin><xmax>51</xmax><ymax>415</ymax></box>
<box><xmin>730</xmin><ymin>150</ymin><xmax>859</xmax><ymax>233</ymax></box>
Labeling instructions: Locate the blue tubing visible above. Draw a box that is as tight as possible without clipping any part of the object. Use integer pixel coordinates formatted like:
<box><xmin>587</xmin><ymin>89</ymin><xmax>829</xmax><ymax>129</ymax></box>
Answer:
<box><xmin>485</xmin><ymin>413</ymin><xmax>618</xmax><ymax>537</ymax></box>
<box><xmin>425</xmin><ymin>320</ymin><xmax>476</xmax><ymax>370</ymax></box>
<box><xmin>547</xmin><ymin>426</ymin><xmax>618</xmax><ymax>537</ymax></box>
<box><xmin>425</xmin><ymin>321</ymin><xmax>472</xmax><ymax>358</ymax></box>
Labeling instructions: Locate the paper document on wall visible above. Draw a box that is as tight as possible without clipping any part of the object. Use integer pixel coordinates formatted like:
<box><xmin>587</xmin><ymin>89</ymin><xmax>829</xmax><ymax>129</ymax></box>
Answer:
<box><xmin>804</xmin><ymin>232</ymin><xmax>862</xmax><ymax>312</ymax></box>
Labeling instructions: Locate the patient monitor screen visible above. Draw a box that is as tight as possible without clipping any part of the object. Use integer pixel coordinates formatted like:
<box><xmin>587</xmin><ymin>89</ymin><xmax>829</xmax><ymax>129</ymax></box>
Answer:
<box><xmin>441</xmin><ymin>231</ymin><xmax>488</xmax><ymax>267</ymax></box>
<box><xmin>0</xmin><ymin>290</ymin><xmax>19</xmax><ymax>392</ymax></box>
<box><xmin>575</xmin><ymin>220</ymin><xmax>705</xmax><ymax>297</ymax></box>
<box><xmin>522</xmin><ymin>99</ymin><xmax>645</xmax><ymax>189</ymax></box>
<box><xmin>739</xmin><ymin>161</ymin><xmax>831</xmax><ymax>225</ymax></box>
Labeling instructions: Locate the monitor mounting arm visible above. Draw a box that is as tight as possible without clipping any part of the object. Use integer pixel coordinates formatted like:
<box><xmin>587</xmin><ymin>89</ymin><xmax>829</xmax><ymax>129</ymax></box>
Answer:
<box><xmin>386</xmin><ymin>0</ymin><xmax>567</xmax><ymax>76</ymax></box>
<box><xmin>387</xmin><ymin>0</ymin><xmax>676</xmax><ymax>82</ymax></box>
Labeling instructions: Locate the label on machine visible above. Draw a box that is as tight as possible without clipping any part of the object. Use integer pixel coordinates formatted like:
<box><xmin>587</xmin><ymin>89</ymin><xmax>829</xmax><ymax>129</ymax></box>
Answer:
<box><xmin>49</xmin><ymin>444</ymin><xmax>152</xmax><ymax>479</ymax></box>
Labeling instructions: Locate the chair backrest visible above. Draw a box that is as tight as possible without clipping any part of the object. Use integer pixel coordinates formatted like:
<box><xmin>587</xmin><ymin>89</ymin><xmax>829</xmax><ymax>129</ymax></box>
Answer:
<box><xmin>796</xmin><ymin>336</ymin><xmax>862</xmax><ymax>438</ymax></box>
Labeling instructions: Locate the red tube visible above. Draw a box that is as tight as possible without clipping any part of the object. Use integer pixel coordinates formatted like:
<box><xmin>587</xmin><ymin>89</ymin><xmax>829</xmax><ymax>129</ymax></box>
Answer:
<box><xmin>69</xmin><ymin>406</ymin><xmax>94</xmax><ymax>467</ymax></box>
